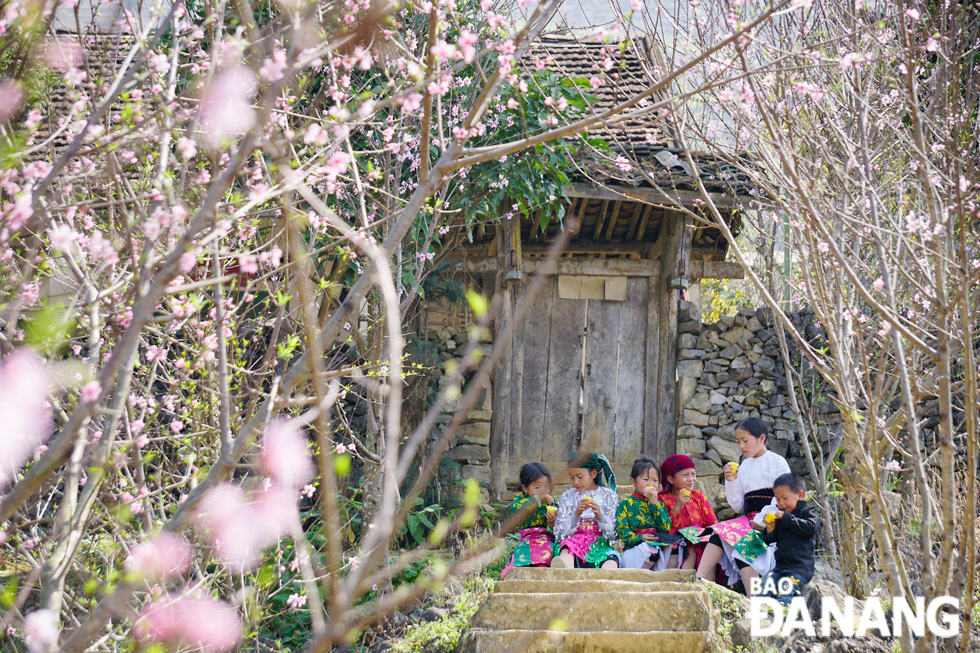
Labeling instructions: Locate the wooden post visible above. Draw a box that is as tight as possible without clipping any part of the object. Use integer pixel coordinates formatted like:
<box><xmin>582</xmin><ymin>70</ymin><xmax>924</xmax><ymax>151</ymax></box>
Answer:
<box><xmin>489</xmin><ymin>224</ymin><xmax>511</xmax><ymax>499</ymax></box>
<box><xmin>655</xmin><ymin>209</ymin><xmax>692</xmax><ymax>461</ymax></box>
<box><xmin>643</xmin><ymin>272</ymin><xmax>661</xmax><ymax>458</ymax></box>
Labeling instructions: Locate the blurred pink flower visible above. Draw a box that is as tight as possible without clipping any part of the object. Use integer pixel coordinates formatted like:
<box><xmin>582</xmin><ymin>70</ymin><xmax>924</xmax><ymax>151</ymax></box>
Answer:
<box><xmin>261</xmin><ymin>419</ymin><xmax>314</xmax><ymax>489</ymax></box>
<box><xmin>252</xmin><ymin>485</ymin><xmax>300</xmax><ymax>541</ymax></box>
<box><xmin>238</xmin><ymin>254</ymin><xmax>258</xmax><ymax>274</ymax></box>
<box><xmin>179</xmin><ymin>250</ymin><xmax>197</xmax><ymax>273</ymax></box>
<box><xmin>196</xmin><ymin>483</ymin><xmax>262</xmax><ymax>568</ymax></box>
<box><xmin>176</xmin><ymin>136</ymin><xmax>197</xmax><ymax>160</ymax></box>
<box><xmin>0</xmin><ymin>78</ymin><xmax>22</xmax><ymax>122</ymax></box>
<box><xmin>0</xmin><ymin>350</ymin><xmax>51</xmax><ymax>488</ymax></box>
<box><xmin>23</xmin><ymin>609</ymin><xmax>58</xmax><ymax>653</ymax></box>
<box><xmin>198</xmin><ymin>66</ymin><xmax>257</xmax><ymax>148</ymax></box>
<box><xmin>125</xmin><ymin>533</ymin><xmax>191</xmax><ymax>581</ymax></box>
<box><xmin>39</xmin><ymin>37</ymin><xmax>83</xmax><ymax>73</ymax></box>
<box><xmin>285</xmin><ymin>592</ymin><xmax>307</xmax><ymax>609</ymax></box>
<box><xmin>136</xmin><ymin>595</ymin><xmax>241</xmax><ymax>652</ymax></box>
<box><xmin>259</xmin><ymin>49</ymin><xmax>288</xmax><ymax>82</ymax></box>
<box><xmin>80</xmin><ymin>380</ymin><xmax>101</xmax><ymax>403</ymax></box>
<box><xmin>49</xmin><ymin>224</ymin><xmax>78</xmax><ymax>252</ymax></box>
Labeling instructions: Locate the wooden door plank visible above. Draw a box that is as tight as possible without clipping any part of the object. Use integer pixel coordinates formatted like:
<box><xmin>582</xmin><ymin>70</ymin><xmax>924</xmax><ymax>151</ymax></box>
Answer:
<box><xmin>519</xmin><ymin>276</ymin><xmax>555</xmax><ymax>461</ymax></box>
<box><xmin>509</xmin><ymin>278</ymin><xmax>527</xmax><ymax>461</ymax></box>
<box><xmin>489</xmin><ymin>227</ymin><xmax>511</xmax><ymax>498</ymax></box>
<box><xmin>643</xmin><ymin>273</ymin><xmax>661</xmax><ymax>460</ymax></box>
<box><xmin>582</xmin><ymin>296</ymin><xmax>621</xmax><ymax>457</ymax></box>
<box><xmin>612</xmin><ymin>277</ymin><xmax>648</xmax><ymax>460</ymax></box>
<box><xmin>542</xmin><ymin>290</ymin><xmax>587</xmax><ymax>463</ymax></box>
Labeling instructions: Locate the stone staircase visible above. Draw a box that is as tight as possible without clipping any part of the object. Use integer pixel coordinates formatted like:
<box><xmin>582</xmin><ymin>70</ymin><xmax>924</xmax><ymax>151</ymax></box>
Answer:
<box><xmin>460</xmin><ymin>568</ymin><xmax>722</xmax><ymax>653</ymax></box>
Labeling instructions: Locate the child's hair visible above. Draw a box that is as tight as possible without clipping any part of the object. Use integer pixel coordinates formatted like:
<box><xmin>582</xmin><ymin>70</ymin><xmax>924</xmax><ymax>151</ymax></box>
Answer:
<box><xmin>519</xmin><ymin>462</ymin><xmax>552</xmax><ymax>488</ymax></box>
<box><xmin>773</xmin><ymin>473</ymin><xmax>806</xmax><ymax>494</ymax></box>
<box><xmin>735</xmin><ymin>417</ymin><xmax>770</xmax><ymax>439</ymax></box>
<box><xmin>630</xmin><ymin>457</ymin><xmax>657</xmax><ymax>480</ymax></box>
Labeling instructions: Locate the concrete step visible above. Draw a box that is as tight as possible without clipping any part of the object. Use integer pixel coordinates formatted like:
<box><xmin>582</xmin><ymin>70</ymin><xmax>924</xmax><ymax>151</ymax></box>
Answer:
<box><xmin>470</xmin><ymin>591</ymin><xmax>711</xmax><ymax>632</ymax></box>
<box><xmin>504</xmin><ymin>567</ymin><xmax>697</xmax><ymax>584</ymax></box>
<box><xmin>496</xmin><ymin>579</ymin><xmax>696</xmax><ymax>594</ymax></box>
<box><xmin>460</xmin><ymin>629</ymin><xmax>715</xmax><ymax>653</ymax></box>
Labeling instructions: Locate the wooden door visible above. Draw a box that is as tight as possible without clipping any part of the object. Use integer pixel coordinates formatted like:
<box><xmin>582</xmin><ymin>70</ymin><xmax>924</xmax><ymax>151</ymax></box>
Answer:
<box><xmin>493</xmin><ymin>274</ymin><xmax>676</xmax><ymax>493</ymax></box>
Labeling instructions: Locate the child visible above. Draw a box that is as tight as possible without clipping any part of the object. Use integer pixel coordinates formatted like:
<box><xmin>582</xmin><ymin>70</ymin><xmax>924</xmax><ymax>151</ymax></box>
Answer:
<box><xmin>657</xmin><ymin>454</ymin><xmax>718</xmax><ymax>569</ymax></box>
<box><xmin>501</xmin><ymin>463</ymin><xmax>558</xmax><ymax>578</ymax></box>
<box><xmin>552</xmin><ymin>452</ymin><xmax>620</xmax><ymax>569</ymax></box>
<box><xmin>616</xmin><ymin>457</ymin><xmax>673</xmax><ymax>569</ymax></box>
<box><xmin>696</xmin><ymin>417</ymin><xmax>791</xmax><ymax>595</ymax></box>
<box><xmin>757</xmin><ymin>473</ymin><xmax>820</xmax><ymax>604</ymax></box>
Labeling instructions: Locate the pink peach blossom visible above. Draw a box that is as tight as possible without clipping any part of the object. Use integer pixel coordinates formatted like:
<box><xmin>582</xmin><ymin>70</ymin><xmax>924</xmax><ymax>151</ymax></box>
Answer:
<box><xmin>261</xmin><ymin>419</ymin><xmax>314</xmax><ymax>489</ymax></box>
<box><xmin>0</xmin><ymin>351</ymin><xmax>51</xmax><ymax>488</ymax></box>
<box><xmin>125</xmin><ymin>533</ymin><xmax>192</xmax><ymax>581</ymax></box>
<box><xmin>23</xmin><ymin>609</ymin><xmax>58</xmax><ymax>653</ymax></box>
<box><xmin>136</xmin><ymin>594</ymin><xmax>241</xmax><ymax>652</ymax></box>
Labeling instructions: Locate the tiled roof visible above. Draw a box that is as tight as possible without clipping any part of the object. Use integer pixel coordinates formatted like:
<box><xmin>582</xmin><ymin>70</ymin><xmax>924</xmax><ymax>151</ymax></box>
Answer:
<box><xmin>529</xmin><ymin>35</ymin><xmax>756</xmax><ymax>197</ymax></box>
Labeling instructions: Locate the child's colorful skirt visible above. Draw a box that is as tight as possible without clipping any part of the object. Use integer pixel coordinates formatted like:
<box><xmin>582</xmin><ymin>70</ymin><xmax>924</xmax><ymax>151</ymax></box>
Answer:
<box><xmin>558</xmin><ymin>520</ymin><xmax>619</xmax><ymax>567</ymax></box>
<box><xmin>619</xmin><ymin>529</ymin><xmax>675</xmax><ymax>570</ymax></box>
<box><xmin>709</xmin><ymin>515</ymin><xmax>775</xmax><ymax>585</ymax></box>
<box><xmin>501</xmin><ymin>527</ymin><xmax>557</xmax><ymax>578</ymax></box>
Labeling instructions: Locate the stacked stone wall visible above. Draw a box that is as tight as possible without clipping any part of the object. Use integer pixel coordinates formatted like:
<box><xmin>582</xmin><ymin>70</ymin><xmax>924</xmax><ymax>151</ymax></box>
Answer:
<box><xmin>674</xmin><ymin>301</ymin><xmax>842</xmax><ymax>517</ymax></box>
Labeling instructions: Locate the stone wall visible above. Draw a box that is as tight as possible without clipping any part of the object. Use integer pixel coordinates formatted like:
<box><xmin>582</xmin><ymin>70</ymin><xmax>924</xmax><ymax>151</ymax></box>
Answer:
<box><xmin>674</xmin><ymin>301</ymin><xmax>842</xmax><ymax>518</ymax></box>
<box><xmin>427</xmin><ymin>325</ymin><xmax>494</xmax><ymax>506</ymax></box>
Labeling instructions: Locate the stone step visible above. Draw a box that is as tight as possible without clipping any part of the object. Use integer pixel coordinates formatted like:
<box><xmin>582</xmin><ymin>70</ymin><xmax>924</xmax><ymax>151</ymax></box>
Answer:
<box><xmin>496</xmin><ymin>579</ymin><xmax>696</xmax><ymax>594</ymax></box>
<box><xmin>470</xmin><ymin>591</ymin><xmax>711</xmax><ymax>632</ymax></box>
<box><xmin>460</xmin><ymin>629</ymin><xmax>715</xmax><ymax>653</ymax></box>
<box><xmin>505</xmin><ymin>567</ymin><xmax>697</xmax><ymax>584</ymax></box>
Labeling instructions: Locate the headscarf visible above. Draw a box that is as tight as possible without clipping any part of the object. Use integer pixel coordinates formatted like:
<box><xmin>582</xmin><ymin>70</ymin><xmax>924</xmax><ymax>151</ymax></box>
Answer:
<box><xmin>659</xmin><ymin>454</ymin><xmax>695</xmax><ymax>490</ymax></box>
<box><xmin>570</xmin><ymin>452</ymin><xmax>616</xmax><ymax>490</ymax></box>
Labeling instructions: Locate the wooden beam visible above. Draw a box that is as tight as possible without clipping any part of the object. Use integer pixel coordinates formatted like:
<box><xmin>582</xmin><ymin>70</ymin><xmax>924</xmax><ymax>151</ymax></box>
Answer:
<box><xmin>635</xmin><ymin>203</ymin><xmax>652</xmax><ymax>241</ymax></box>
<box><xmin>457</xmin><ymin>256</ymin><xmax>657</xmax><ymax>276</ymax></box>
<box><xmin>689</xmin><ymin>260</ymin><xmax>744</xmax><ymax>280</ymax></box>
<box><xmin>592</xmin><ymin>200</ymin><xmax>608</xmax><ymax>241</ymax></box>
<box><xmin>603</xmin><ymin>201</ymin><xmax>621</xmax><ymax>241</ymax></box>
<box><xmin>625</xmin><ymin>202</ymin><xmax>642</xmax><ymax>241</ymax></box>
<box><xmin>564</xmin><ymin>182</ymin><xmax>740</xmax><ymax>209</ymax></box>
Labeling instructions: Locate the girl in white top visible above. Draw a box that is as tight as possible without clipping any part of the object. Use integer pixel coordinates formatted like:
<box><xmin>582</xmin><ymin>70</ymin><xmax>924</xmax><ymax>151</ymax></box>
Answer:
<box><xmin>696</xmin><ymin>418</ymin><xmax>791</xmax><ymax>595</ymax></box>
<box><xmin>551</xmin><ymin>452</ymin><xmax>620</xmax><ymax>569</ymax></box>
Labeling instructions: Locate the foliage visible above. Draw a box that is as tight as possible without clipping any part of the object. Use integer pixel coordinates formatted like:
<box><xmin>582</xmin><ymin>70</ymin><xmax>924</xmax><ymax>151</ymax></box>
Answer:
<box><xmin>386</xmin><ymin>575</ymin><xmax>495</xmax><ymax>653</ymax></box>
<box><xmin>699</xmin><ymin>278</ymin><xmax>754</xmax><ymax>324</ymax></box>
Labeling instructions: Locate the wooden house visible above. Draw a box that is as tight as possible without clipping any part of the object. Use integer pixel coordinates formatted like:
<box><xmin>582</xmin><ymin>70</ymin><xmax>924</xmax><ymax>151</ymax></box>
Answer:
<box><xmin>439</xmin><ymin>36</ymin><xmax>753</xmax><ymax>496</ymax></box>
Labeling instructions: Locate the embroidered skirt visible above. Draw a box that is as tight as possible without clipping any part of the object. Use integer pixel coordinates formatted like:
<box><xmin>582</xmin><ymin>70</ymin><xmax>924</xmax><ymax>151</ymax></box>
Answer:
<box><xmin>619</xmin><ymin>528</ymin><xmax>676</xmax><ymax>570</ymax></box>
<box><xmin>709</xmin><ymin>515</ymin><xmax>775</xmax><ymax>584</ymax></box>
<box><xmin>559</xmin><ymin>520</ymin><xmax>618</xmax><ymax>566</ymax></box>
<box><xmin>501</xmin><ymin>527</ymin><xmax>557</xmax><ymax>578</ymax></box>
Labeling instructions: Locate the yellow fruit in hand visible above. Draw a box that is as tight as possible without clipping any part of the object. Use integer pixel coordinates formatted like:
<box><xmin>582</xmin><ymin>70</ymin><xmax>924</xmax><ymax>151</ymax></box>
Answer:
<box><xmin>680</xmin><ymin>489</ymin><xmax>691</xmax><ymax>497</ymax></box>
<box><xmin>645</xmin><ymin>485</ymin><xmax>656</xmax><ymax>494</ymax></box>
<box><xmin>546</xmin><ymin>505</ymin><xmax>557</xmax><ymax>514</ymax></box>
<box><xmin>764</xmin><ymin>512</ymin><xmax>776</xmax><ymax>525</ymax></box>
<box><xmin>728</xmin><ymin>462</ymin><xmax>739</xmax><ymax>474</ymax></box>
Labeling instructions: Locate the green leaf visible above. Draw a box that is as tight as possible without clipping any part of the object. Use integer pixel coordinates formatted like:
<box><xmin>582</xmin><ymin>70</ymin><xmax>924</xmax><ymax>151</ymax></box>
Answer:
<box><xmin>464</xmin><ymin>289</ymin><xmax>488</xmax><ymax>318</ymax></box>
<box><xmin>334</xmin><ymin>453</ymin><xmax>352</xmax><ymax>477</ymax></box>
<box><xmin>24</xmin><ymin>301</ymin><xmax>75</xmax><ymax>354</ymax></box>
<box><xmin>0</xmin><ymin>577</ymin><xmax>18</xmax><ymax>609</ymax></box>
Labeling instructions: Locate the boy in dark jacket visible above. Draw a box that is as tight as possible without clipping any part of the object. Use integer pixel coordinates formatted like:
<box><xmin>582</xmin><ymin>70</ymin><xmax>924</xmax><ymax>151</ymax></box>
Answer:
<box><xmin>759</xmin><ymin>473</ymin><xmax>820</xmax><ymax>604</ymax></box>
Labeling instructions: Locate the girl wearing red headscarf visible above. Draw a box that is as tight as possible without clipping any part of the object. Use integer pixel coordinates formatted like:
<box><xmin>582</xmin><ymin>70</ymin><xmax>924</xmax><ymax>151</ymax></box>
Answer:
<box><xmin>657</xmin><ymin>454</ymin><xmax>718</xmax><ymax>569</ymax></box>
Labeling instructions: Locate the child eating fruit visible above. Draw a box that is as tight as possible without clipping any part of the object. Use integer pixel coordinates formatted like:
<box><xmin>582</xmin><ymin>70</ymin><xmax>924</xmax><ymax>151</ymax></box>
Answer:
<box><xmin>551</xmin><ymin>452</ymin><xmax>620</xmax><ymax>569</ymax></box>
